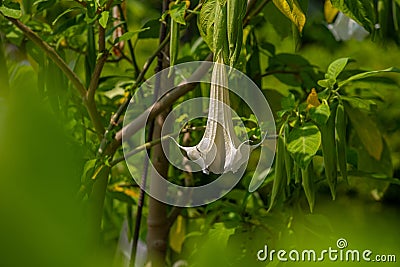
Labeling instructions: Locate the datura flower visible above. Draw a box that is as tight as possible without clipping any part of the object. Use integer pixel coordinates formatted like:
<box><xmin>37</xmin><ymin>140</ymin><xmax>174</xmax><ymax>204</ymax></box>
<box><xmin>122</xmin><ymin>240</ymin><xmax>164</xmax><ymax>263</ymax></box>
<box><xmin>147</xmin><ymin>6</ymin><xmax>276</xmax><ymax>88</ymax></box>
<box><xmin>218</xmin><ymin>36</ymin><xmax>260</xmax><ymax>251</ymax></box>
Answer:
<box><xmin>171</xmin><ymin>58</ymin><xmax>258</xmax><ymax>174</ymax></box>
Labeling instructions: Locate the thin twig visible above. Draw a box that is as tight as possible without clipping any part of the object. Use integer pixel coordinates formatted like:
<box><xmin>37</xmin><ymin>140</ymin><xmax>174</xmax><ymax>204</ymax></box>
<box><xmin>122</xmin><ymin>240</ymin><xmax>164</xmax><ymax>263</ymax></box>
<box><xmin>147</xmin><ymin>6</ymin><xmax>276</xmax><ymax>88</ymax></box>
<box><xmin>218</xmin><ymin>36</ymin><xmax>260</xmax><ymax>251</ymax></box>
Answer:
<box><xmin>87</xmin><ymin>50</ymin><xmax>109</xmax><ymax>101</ymax></box>
<box><xmin>86</xmin><ymin>24</ymin><xmax>108</xmax><ymax>134</ymax></box>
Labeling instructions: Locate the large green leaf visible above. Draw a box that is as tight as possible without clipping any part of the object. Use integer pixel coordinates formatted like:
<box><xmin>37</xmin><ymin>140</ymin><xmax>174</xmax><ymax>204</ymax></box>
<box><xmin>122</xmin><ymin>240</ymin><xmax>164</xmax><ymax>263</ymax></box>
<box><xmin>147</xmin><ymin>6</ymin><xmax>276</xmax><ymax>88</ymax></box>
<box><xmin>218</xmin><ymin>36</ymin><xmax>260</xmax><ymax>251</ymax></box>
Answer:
<box><xmin>338</xmin><ymin>67</ymin><xmax>400</xmax><ymax>87</ymax></box>
<box><xmin>287</xmin><ymin>123</ymin><xmax>321</xmax><ymax>169</ymax></box>
<box><xmin>330</xmin><ymin>0</ymin><xmax>375</xmax><ymax>32</ymax></box>
<box><xmin>197</xmin><ymin>0</ymin><xmax>216</xmax><ymax>51</ymax></box>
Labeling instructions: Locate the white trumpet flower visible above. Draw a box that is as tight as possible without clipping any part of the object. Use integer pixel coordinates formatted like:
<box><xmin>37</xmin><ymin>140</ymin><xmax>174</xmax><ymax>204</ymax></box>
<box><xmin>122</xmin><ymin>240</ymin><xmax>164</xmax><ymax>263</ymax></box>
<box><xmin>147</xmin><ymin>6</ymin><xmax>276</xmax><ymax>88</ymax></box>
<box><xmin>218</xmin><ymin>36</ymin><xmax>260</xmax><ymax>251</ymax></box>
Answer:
<box><xmin>172</xmin><ymin>59</ymin><xmax>256</xmax><ymax>174</ymax></box>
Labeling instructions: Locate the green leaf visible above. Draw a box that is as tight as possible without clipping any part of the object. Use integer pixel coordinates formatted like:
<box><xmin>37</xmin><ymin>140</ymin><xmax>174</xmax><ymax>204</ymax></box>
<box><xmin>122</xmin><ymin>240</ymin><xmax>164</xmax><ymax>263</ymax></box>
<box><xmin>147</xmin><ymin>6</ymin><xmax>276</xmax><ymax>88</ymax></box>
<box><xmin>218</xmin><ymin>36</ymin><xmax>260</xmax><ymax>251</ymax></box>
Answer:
<box><xmin>213</xmin><ymin>0</ymin><xmax>229</xmax><ymax>62</ymax></box>
<box><xmin>0</xmin><ymin>5</ymin><xmax>21</xmax><ymax>18</ymax></box>
<box><xmin>169</xmin><ymin>19</ymin><xmax>180</xmax><ymax>73</ymax></box>
<box><xmin>268</xmin><ymin>135</ymin><xmax>287</xmax><ymax>211</ymax></box>
<box><xmin>287</xmin><ymin>123</ymin><xmax>321</xmax><ymax>169</ymax></box>
<box><xmin>309</xmin><ymin>103</ymin><xmax>331</xmax><ymax>126</ymax></box>
<box><xmin>301</xmin><ymin>163</ymin><xmax>315</xmax><ymax>212</ymax></box>
<box><xmin>114</xmin><ymin>28</ymin><xmax>150</xmax><ymax>44</ymax></box>
<box><xmin>281</xmin><ymin>93</ymin><xmax>296</xmax><ymax>111</ymax></box>
<box><xmin>198</xmin><ymin>0</ymin><xmax>216</xmax><ymax>51</ymax></box>
<box><xmin>317</xmin><ymin>79</ymin><xmax>335</xmax><ymax>88</ymax></box>
<box><xmin>335</xmin><ymin>103</ymin><xmax>348</xmax><ymax>183</ymax></box>
<box><xmin>81</xmin><ymin>159</ymin><xmax>97</xmax><ymax>183</ymax></box>
<box><xmin>99</xmin><ymin>11</ymin><xmax>109</xmax><ymax>28</ymax></box>
<box><xmin>170</xmin><ymin>2</ymin><xmax>187</xmax><ymax>25</ymax></box>
<box><xmin>338</xmin><ymin>67</ymin><xmax>400</xmax><ymax>87</ymax></box>
<box><xmin>138</xmin><ymin>19</ymin><xmax>160</xmax><ymax>39</ymax></box>
<box><xmin>326</xmin><ymin>57</ymin><xmax>350</xmax><ymax>81</ymax></box>
<box><xmin>330</xmin><ymin>0</ymin><xmax>376</xmax><ymax>32</ymax></box>
<box><xmin>245</xmin><ymin>32</ymin><xmax>261</xmax><ymax>87</ymax></box>
<box><xmin>259</xmin><ymin>42</ymin><xmax>276</xmax><ymax>56</ymax></box>
<box><xmin>341</xmin><ymin>96</ymin><xmax>377</xmax><ymax>112</ymax></box>
<box><xmin>272</xmin><ymin>0</ymin><xmax>306</xmax><ymax>32</ymax></box>
<box><xmin>345</xmin><ymin>103</ymin><xmax>383</xmax><ymax>161</ymax></box>
<box><xmin>227</xmin><ymin>0</ymin><xmax>246</xmax><ymax>66</ymax></box>
<box><xmin>52</xmin><ymin>7</ymin><xmax>82</xmax><ymax>26</ymax></box>
<box><xmin>319</xmin><ymin>103</ymin><xmax>338</xmax><ymax>200</ymax></box>
<box><xmin>208</xmin><ymin>223</ymin><xmax>235</xmax><ymax>246</ymax></box>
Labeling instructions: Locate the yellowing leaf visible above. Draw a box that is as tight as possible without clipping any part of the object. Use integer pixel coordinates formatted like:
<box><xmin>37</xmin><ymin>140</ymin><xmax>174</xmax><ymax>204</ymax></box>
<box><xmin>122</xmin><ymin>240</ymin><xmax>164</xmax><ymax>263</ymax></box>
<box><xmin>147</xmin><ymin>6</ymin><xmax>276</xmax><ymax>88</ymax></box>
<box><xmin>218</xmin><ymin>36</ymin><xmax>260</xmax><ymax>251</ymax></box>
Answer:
<box><xmin>306</xmin><ymin>88</ymin><xmax>321</xmax><ymax>110</ymax></box>
<box><xmin>169</xmin><ymin>215</ymin><xmax>186</xmax><ymax>253</ymax></box>
<box><xmin>324</xmin><ymin>0</ymin><xmax>339</xmax><ymax>23</ymax></box>
<box><xmin>185</xmin><ymin>0</ymin><xmax>190</xmax><ymax>8</ymax></box>
<box><xmin>272</xmin><ymin>0</ymin><xmax>306</xmax><ymax>32</ymax></box>
<box><xmin>108</xmin><ymin>183</ymin><xmax>139</xmax><ymax>204</ymax></box>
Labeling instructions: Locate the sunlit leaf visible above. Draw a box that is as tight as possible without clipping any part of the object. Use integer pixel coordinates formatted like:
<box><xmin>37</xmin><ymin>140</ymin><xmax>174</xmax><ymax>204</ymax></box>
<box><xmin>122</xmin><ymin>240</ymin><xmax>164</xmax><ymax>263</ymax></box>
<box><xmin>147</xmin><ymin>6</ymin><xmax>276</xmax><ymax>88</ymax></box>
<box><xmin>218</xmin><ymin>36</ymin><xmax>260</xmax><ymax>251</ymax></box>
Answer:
<box><xmin>170</xmin><ymin>1</ymin><xmax>187</xmax><ymax>25</ymax></box>
<box><xmin>309</xmin><ymin>102</ymin><xmax>330</xmax><ymax>126</ymax></box>
<box><xmin>272</xmin><ymin>0</ymin><xmax>306</xmax><ymax>32</ymax></box>
<box><xmin>338</xmin><ymin>67</ymin><xmax>400</xmax><ymax>87</ymax></box>
<box><xmin>287</xmin><ymin>123</ymin><xmax>321</xmax><ymax>169</ymax></box>
<box><xmin>169</xmin><ymin>215</ymin><xmax>186</xmax><ymax>253</ymax></box>
<box><xmin>326</xmin><ymin>57</ymin><xmax>350</xmax><ymax>81</ymax></box>
<box><xmin>0</xmin><ymin>5</ymin><xmax>21</xmax><ymax>18</ymax></box>
<box><xmin>99</xmin><ymin>11</ymin><xmax>109</xmax><ymax>28</ymax></box>
<box><xmin>197</xmin><ymin>0</ymin><xmax>216</xmax><ymax>50</ymax></box>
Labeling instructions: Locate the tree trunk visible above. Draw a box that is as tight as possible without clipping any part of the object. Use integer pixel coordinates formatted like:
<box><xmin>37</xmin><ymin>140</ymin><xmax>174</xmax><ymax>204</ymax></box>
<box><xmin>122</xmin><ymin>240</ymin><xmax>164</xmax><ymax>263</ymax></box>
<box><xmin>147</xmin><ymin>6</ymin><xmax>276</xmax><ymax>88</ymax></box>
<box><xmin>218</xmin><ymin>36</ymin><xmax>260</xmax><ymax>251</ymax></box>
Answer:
<box><xmin>146</xmin><ymin>113</ymin><xmax>170</xmax><ymax>266</ymax></box>
<box><xmin>146</xmin><ymin>75</ymin><xmax>171</xmax><ymax>266</ymax></box>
